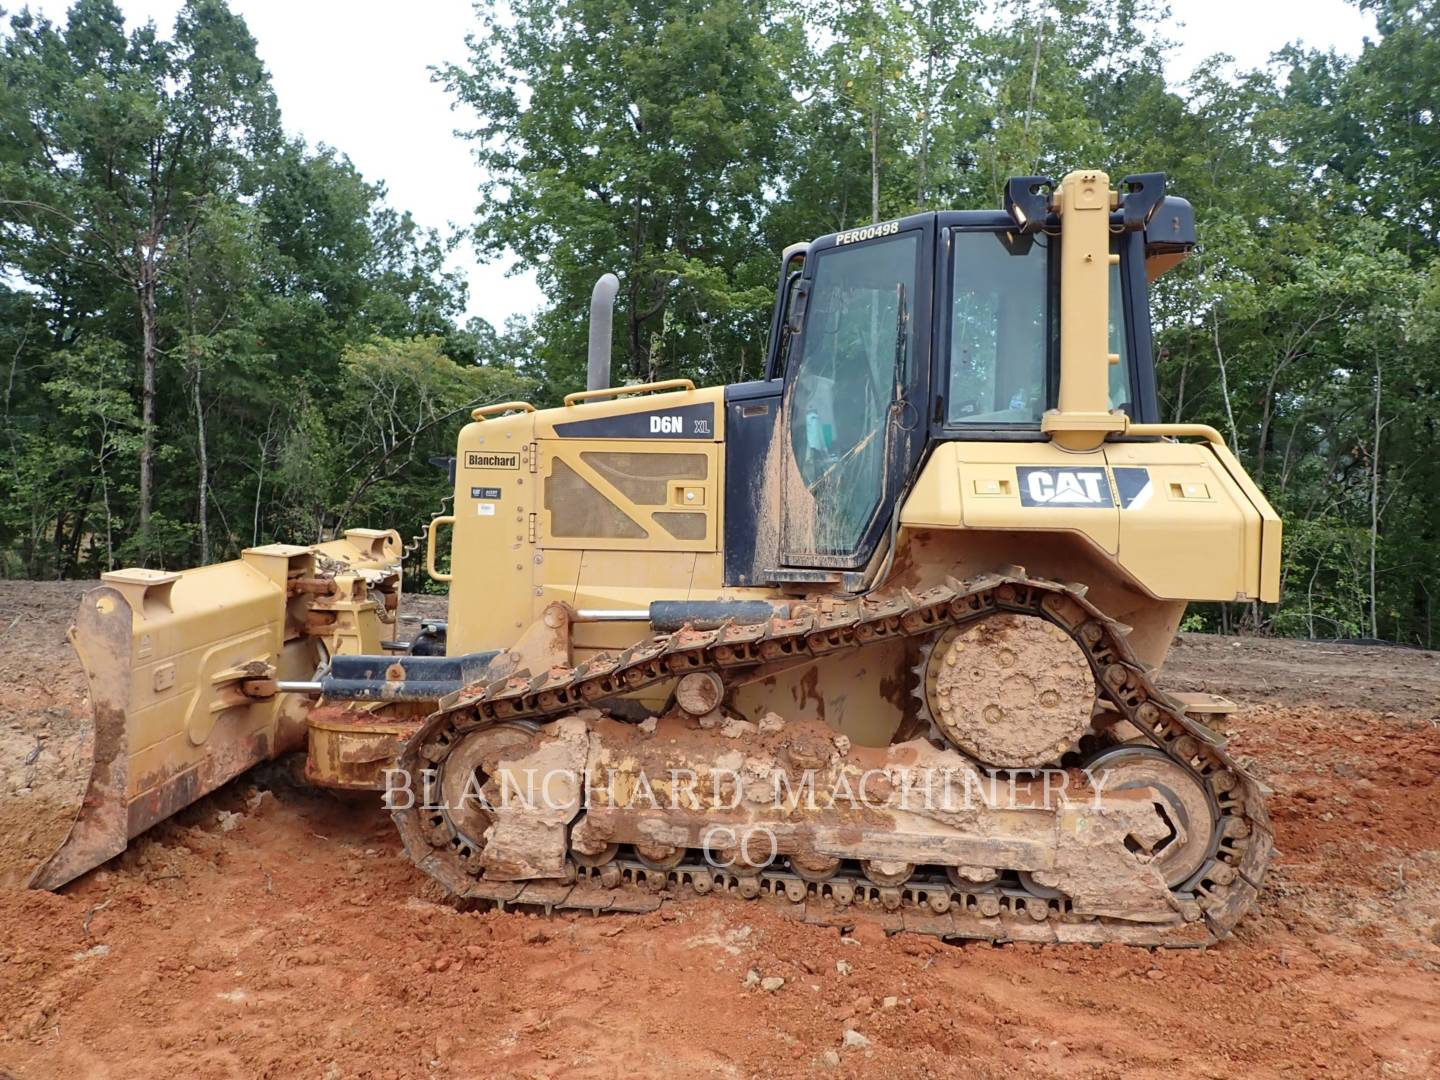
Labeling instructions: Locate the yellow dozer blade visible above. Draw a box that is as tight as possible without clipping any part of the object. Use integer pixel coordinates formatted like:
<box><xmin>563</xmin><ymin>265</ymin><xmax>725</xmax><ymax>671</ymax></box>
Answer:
<box><xmin>29</xmin><ymin>529</ymin><xmax>402</xmax><ymax>890</ymax></box>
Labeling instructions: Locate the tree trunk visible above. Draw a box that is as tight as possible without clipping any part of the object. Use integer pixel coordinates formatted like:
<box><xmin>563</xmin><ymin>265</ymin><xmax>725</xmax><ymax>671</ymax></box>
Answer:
<box><xmin>50</xmin><ymin>510</ymin><xmax>67</xmax><ymax>577</ymax></box>
<box><xmin>62</xmin><ymin>482</ymin><xmax>95</xmax><ymax>576</ymax></box>
<box><xmin>626</xmin><ymin>200</ymin><xmax>646</xmax><ymax>379</ymax></box>
<box><xmin>252</xmin><ymin>443</ymin><xmax>266</xmax><ymax>548</ymax></box>
<box><xmin>1369</xmin><ymin>354</ymin><xmax>1383</xmax><ymax>640</ymax></box>
<box><xmin>917</xmin><ymin>7</ymin><xmax>935</xmax><ymax>208</ymax></box>
<box><xmin>193</xmin><ymin>362</ymin><xmax>210</xmax><ymax>564</ymax></box>
<box><xmin>100</xmin><ymin>450</ymin><xmax>115</xmax><ymax>572</ymax></box>
<box><xmin>1210</xmin><ymin>309</ymin><xmax>1242</xmax><ymax>454</ymax></box>
<box><xmin>1023</xmin><ymin>12</ymin><xmax>1045</xmax><ymax>148</ymax></box>
<box><xmin>870</xmin><ymin>103</ymin><xmax>881</xmax><ymax>224</ymax></box>
<box><xmin>627</xmin><ymin>287</ymin><xmax>646</xmax><ymax>381</ymax></box>
<box><xmin>138</xmin><ymin>265</ymin><xmax>159</xmax><ymax>540</ymax></box>
<box><xmin>1254</xmin><ymin>361</ymin><xmax>1291</xmax><ymax>486</ymax></box>
<box><xmin>1172</xmin><ymin>352</ymin><xmax>1189</xmax><ymax>422</ymax></box>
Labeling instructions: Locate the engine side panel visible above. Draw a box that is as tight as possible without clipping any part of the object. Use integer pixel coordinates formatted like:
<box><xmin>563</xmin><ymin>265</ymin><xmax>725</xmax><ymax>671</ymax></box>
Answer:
<box><xmin>900</xmin><ymin>438</ymin><xmax>1280</xmax><ymax>605</ymax></box>
<box><xmin>448</xmin><ymin>386</ymin><xmax>774</xmax><ymax>659</ymax></box>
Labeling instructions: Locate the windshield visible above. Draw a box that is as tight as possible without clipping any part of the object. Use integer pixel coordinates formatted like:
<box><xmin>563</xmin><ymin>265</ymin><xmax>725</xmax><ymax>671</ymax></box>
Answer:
<box><xmin>785</xmin><ymin>231</ymin><xmax>918</xmax><ymax>558</ymax></box>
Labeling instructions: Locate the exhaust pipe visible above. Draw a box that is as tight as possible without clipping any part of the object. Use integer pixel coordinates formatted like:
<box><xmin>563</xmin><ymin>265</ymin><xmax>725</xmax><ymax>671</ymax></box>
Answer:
<box><xmin>587</xmin><ymin>273</ymin><xmax>620</xmax><ymax>390</ymax></box>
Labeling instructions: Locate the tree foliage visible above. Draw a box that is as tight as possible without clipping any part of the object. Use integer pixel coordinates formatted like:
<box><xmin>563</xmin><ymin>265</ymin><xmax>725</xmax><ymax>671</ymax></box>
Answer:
<box><xmin>1</xmin><ymin>0</ymin><xmax>529</xmax><ymax>581</ymax></box>
<box><xmin>3</xmin><ymin>0</ymin><xmax>1437</xmax><ymax>644</ymax></box>
<box><xmin>439</xmin><ymin>0</ymin><xmax>798</xmax><ymax>392</ymax></box>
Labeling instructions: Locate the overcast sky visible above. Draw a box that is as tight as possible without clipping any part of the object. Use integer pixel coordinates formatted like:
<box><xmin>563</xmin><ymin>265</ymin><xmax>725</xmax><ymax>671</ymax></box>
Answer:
<box><xmin>24</xmin><ymin>0</ymin><xmax>1377</xmax><ymax>329</ymax></box>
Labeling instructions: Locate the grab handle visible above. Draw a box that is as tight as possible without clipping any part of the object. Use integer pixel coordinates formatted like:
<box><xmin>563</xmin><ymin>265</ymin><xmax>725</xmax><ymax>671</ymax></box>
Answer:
<box><xmin>563</xmin><ymin>379</ymin><xmax>695</xmax><ymax>407</ymax></box>
<box><xmin>425</xmin><ymin>516</ymin><xmax>456</xmax><ymax>582</ymax></box>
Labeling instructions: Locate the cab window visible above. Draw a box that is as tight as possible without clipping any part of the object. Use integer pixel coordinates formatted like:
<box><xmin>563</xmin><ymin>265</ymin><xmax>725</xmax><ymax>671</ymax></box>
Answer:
<box><xmin>947</xmin><ymin>232</ymin><xmax>1134</xmax><ymax>423</ymax></box>
<box><xmin>947</xmin><ymin>231</ymin><xmax>1048</xmax><ymax>424</ymax></box>
<box><xmin>1108</xmin><ymin>241</ymin><xmax>1133</xmax><ymax>414</ymax></box>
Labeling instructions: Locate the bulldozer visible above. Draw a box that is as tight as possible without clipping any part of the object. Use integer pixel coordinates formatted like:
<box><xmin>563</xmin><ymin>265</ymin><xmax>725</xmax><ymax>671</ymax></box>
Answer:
<box><xmin>32</xmin><ymin>169</ymin><xmax>1280</xmax><ymax>947</ymax></box>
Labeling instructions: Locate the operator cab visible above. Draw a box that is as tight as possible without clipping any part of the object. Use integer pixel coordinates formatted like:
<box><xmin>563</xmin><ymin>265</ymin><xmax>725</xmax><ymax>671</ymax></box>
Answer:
<box><xmin>722</xmin><ymin>173</ymin><xmax>1195</xmax><ymax>588</ymax></box>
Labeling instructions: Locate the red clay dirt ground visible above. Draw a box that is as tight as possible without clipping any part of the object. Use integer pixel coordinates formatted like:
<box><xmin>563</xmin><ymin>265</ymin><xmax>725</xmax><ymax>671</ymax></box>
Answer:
<box><xmin>1</xmin><ymin>580</ymin><xmax>1439</xmax><ymax>1079</ymax></box>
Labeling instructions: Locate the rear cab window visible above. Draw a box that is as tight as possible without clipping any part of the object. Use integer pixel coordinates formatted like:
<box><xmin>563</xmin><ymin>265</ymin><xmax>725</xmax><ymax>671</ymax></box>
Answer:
<box><xmin>943</xmin><ymin>229</ymin><xmax>1138</xmax><ymax>430</ymax></box>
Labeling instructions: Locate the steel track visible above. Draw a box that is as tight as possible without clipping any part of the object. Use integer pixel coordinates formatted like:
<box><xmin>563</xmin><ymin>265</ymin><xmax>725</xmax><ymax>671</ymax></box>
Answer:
<box><xmin>390</xmin><ymin>573</ymin><xmax>1273</xmax><ymax>946</ymax></box>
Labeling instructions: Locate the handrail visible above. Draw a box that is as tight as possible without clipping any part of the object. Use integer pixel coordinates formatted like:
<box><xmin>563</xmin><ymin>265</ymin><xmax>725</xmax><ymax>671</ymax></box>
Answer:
<box><xmin>563</xmin><ymin>378</ymin><xmax>696</xmax><ymax>407</ymax></box>
<box><xmin>471</xmin><ymin>400</ymin><xmax>536</xmax><ymax>421</ymax></box>
<box><xmin>1124</xmin><ymin>422</ymin><xmax>1225</xmax><ymax>446</ymax></box>
<box><xmin>425</xmin><ymin>516</ymin><xmax>456</xmax><ymax>582</ymax></box>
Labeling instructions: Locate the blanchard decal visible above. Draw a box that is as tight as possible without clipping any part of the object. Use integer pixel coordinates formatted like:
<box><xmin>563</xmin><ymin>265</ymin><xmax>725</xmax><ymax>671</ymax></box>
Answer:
<box><xmin>464</xmin><ymin>450</ymin><xmax>520</xmax><ymax>470</ymax></box>
<box><xmin>553</xmin><ymin>401</ymin><xmax>715</xmax><ymax>440</ymax></box>
<box><xmin>1017</xmin><ymin>466</ymin><xmax>1114</xmax><ymax>508</ymax></box>
<box><xmin>470</xmin><ymin>486</ymin><xmax>502</xmax><ymax>499</ymax></box>
<box><xmin>1112</xmin><ymin>467</ymin><xmax>1153</xmax><ymax>510</ymax></box>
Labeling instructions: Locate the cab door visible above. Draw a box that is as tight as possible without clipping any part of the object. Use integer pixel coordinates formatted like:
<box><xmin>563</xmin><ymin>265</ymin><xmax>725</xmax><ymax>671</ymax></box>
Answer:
<box><xmin>779</xmin><ymin>222</ymin><xmax>931</xmax><ymax>569</ymax></box>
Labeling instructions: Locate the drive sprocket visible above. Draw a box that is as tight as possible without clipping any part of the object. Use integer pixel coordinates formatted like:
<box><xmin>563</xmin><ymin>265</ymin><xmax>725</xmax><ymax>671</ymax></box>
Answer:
<box><xmin>914</xmin><ymin>613</ymin><xmax>1097</xmax><ymax>768</ymax></box>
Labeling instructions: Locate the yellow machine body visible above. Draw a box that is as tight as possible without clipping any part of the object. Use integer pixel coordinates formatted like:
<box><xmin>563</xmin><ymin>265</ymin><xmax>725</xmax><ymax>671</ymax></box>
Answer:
<box><xmin>39</xmin><ymin>169</ymin><xmax>1283</xmax><ymax>934</ymax></box>
<box><xmin>444</xmin><ymin>395</ymin><xmax>1279</xmax><ymax>654</ymax></box>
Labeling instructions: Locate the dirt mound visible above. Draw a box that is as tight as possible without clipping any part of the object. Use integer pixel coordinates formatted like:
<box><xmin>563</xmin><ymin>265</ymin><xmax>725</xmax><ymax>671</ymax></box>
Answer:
<box><xmin>1</xmin><ymin>582</ymin><xmax>1437</xmax><ymax>1076</ymax></box>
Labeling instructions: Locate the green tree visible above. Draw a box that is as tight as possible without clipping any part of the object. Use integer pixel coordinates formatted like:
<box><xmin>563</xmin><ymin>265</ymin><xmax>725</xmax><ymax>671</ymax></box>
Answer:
<box><xmin>441</xmin><ymin>0</ymin><xmax>799</xmax><ymax>392</ymax></box>
<box><xmin>1</xmin><ymin>1</ymin><xmax>488</xmax><ymax>576</ymax></box>
<box><xmin>1</xmin><ymin>0</ymin><xmax>279</xmax><ymax>546</ymax></box>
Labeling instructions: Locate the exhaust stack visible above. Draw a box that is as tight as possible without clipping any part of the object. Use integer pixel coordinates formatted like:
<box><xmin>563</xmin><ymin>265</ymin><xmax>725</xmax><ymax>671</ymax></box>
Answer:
<box><xmin>587</xmin><ymin>273</ymin><xmax>620</xmax><ymax>391</ymax></box>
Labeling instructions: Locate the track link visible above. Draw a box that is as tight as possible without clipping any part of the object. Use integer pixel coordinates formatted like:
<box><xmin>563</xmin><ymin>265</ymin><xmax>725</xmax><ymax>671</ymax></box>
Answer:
<box><xmin>391</xmin><ymin>573</ymin><xmax>1272</xmax><ymax>946</ymax></box>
